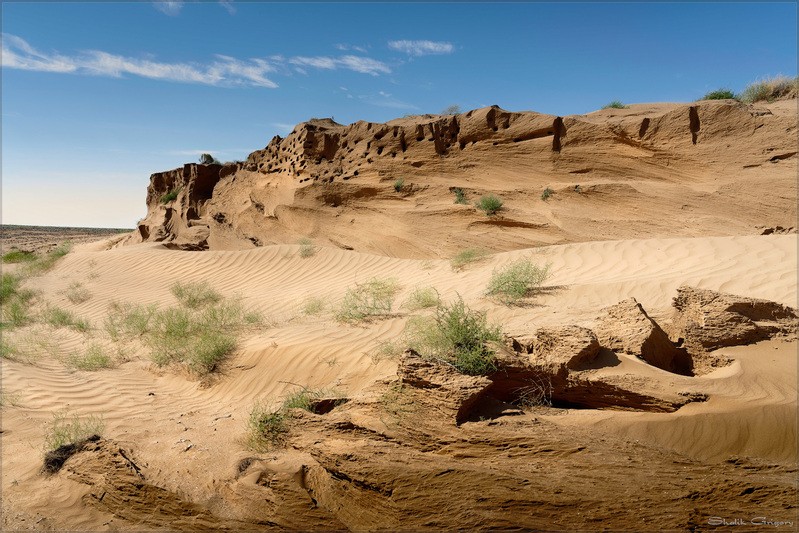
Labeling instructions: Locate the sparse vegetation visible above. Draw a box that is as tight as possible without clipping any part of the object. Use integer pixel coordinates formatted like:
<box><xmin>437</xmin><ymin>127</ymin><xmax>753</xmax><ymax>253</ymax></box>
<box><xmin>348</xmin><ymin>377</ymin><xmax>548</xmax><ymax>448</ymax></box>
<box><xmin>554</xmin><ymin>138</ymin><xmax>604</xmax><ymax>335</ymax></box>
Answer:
<box><xmin>301</xmin><ymin>296</ymin><xmax>327</xmax><ymax>315</ymax></box>
<box><xmin>298</xmin><ymin>238</ymin><xmax>317</xmax><ymax>258</ymax></box>
<box><xmin>406</xmin><ymin>297</ymin><xmax>502</xmax><ymax>375</ymax></box>
<box><xmin>65</xmin><ymin>282</ymin><xmax>91</xmax><ymax>304</ymax></box>
<box><xmin>441</xmin><ymin>104</ymin><xmax>461</xmax><ymax>115</ymax></box>
<box><xmin>486</xmin><ymin>259</ymin><xmax>550</xmax><ymax>304</ymax></box>
<box><xmin>199</xmin><ymin>153</ymin><xmax>221</xmax><ymax>165</ymax></box>
<box><xmin>404</xmin><ymin>286</ymin><xmax>441</xmax><ymax>310</ymax></box>
<box><xmin>453</xmin><ymin>187</ymin><xmax>468</xmax><ymax>204</ymax></box>
<box><xmin>369</xmin><ymin>339</ymin><xmax>403</xmax><ymax>364</ymax></box>
<box><xmin>247</xmin><ymin>402</ymin><xmax>288</xmax><ymax>452</ymax></box>
<box><xmin>450</xmin><ymin>248</ymin><xmax>489</xmax><ymax>271</ymax></box>
<box><xmin>159</xmin><ymin>187</ymin><xmax>181</xmax><ymax>204</ymax></box>
<box><xmin>476</xmin><ymin>194</ymin><xmax>503</xmax><ymax>216</ymax></box>
<box><xmin>21</xmin><ymin>242</ymin><xmax>71</xmax><ymax>275</ymax></box>
<box><xmin>44</xmin><ymin>410</ymin><xmax>104</xmax><ymax>452</ymax></box>
<box><xmin>65</xmin><ymin>343</ymin><xmax>114</xmax><ymax>371</ymax></box>
<box><xmin>702</xmin><ymin>88</ymin><xmax>737</xmax><ymax>100</ymax></box>
<box><xmin>602</xmin><ymin>101</ymin><xmax>628</xmax><ymax>109</ymax></box>
<box><xmin>2</xmin><ymin>250</ymin><xmax>36</xmax><ymax>263</ymax></box>
<box><xmin>393</xmin><ymin>178</ymin><xmax>405</xmax><ymax>192</ymax></box>
<box><xmin>739</xmin><ymin>75</ymin><xmax>798</xmax><ymax>103</ymax></box>
<box><xmin>541</xmin><ymin>187</ymin><xmax>554</xmax><ymax>201</ymax></box>
<box><xmin>104</xmin><ymin>301</ymin><xmax>157</xmax><ymax>340</ymax></box>
<box><xmin>170</xmin><ymin>281</ymin><xmax>222</xmax><ymax>309</ymax></box>
<box><xmin>43</xmin><ymin>306</ymin><xmax>90</xmax><ymax>332</ymax></box>
<box><xmin>334</xmin><ymin>278</ymin><xmax>400</xmax><ymax>323</ymax></box>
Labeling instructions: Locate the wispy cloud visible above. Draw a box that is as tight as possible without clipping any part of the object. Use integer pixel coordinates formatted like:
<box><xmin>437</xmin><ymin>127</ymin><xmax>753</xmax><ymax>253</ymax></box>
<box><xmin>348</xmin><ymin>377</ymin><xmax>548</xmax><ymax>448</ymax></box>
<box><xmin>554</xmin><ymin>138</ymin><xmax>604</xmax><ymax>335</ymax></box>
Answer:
<box><xmin>2</xmin><ymin>34</ymin><xmax>277</xmax><ymax>87</ymax></box>
<box><xmin>388</xmin><ymin>40</ymin><xmax>454</xmax><ymax>57</ymax></box>
<box><xmin>335</xmin><ymin>43</ymin><xmax>368</xmax><ymax>54</ymax></box>
<box><xmin>289</xmin><ymin>55</ymin><xmax>390</xmax><ymax>76</ymax></box>
<box><xmin>219</xmin><ymin>0</ymin><xmax>236</xmax><ymax>15</ymax></box>
<box><xmin>358</xmin><ymin>91</ymin><xmax>418</xmax><ymax>110</ymax></box>
<box><xmin>153</xmin><ymin>1</ymin><xmax>184</xmax><ymax>16</ymax></box>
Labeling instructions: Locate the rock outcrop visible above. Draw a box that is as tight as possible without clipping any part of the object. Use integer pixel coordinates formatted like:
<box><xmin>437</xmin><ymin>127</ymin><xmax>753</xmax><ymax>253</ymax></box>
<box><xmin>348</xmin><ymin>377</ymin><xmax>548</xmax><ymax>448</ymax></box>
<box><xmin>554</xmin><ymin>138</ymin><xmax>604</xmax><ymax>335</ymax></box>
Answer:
<box><xmin>671</xmin><ymin>286</ymin><xmax>798</xmax><ymax>354</ymax></box>
<box><xmin>127</xmin><ymin>100</ymin><xmax>798</xmax><ymax>255</ymax></box>
<box><xmin>595</xmin><ymin>298</ymin><xmax>692</xmax><ymax>375</ymax></box>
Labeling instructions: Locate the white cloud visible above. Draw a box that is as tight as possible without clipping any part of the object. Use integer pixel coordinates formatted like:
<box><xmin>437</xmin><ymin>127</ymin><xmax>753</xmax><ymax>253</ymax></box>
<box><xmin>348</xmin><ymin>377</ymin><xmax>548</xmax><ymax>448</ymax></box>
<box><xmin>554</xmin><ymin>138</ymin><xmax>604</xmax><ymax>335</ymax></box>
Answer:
<box><xmin>289</xmin><ymin>55</ymin><xmax>390</xmax><ymax>76</ymax></box>
<box><xmin>153</xmin><ymin>1</ymin><xmax>184</xmax><ymax>16</ymax></box>
<box><xmin>2</xmin><ymin>34</ymin><xmax>278</xmax><ymax>88</ymax></box>
<box><xmin>219</xmin><ymin>0</ymin><xmax>236</xmax><ymax>15</ymax></box>
<box><xmin>358</xmin><ymin>92</ymin><xmax>418</xmax><ymax>110</ymax></box>
<box><xmin>335</xmin><ymin>43</ymin><xmax>368</xmax><ymax>54</ymax></box>
<box><xmin>388</xmin><ymin>40</ymin><xmax>454</xmax><ymax>57</ymax></box>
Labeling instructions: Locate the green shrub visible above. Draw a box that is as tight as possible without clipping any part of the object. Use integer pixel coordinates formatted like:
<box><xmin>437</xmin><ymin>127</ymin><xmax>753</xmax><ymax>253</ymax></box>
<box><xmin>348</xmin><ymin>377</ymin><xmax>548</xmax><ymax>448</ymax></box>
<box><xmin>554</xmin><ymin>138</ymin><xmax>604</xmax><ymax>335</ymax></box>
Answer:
<box><xmin>453</xmin><ymin>188</ymin><xmax>468</xmax><ymax>204</ymax></box>
<box><xmin>602</xmin><ymin>101</ymin><xmax>628</xmax><ymax>109</ymax></box>
<box><xmin>335</xmin><ymin>278</ymin><xmax>400</xmax><ymax>323</ymax></box>
<box><xmin>65</xmin><ymin>282</ymin><xmax>91</xmax><ymax>304</ymax></box>
<box><xmin>43</xmin><ymin>306</ymin><xmax>90</xmax><ymax>332</ymax></box>
<box><xmin>541</xmin><ymin>187</ymin><xmax>554</xmax><ymax>201</ymax></box>
<box><xmin>441</xmin><ymin>104</ymin><xmax>461</xmax><ymax>115</ymax></box>
<box><xmin>702</xmin><ymin>88</ymin><xmax>737</xmax><ymax>100</ymax></box>
<box><xmin>170</xmin><ymin>281</ymin><xmax>221</xmax><ymax>308</ymax></box>
<box><xmin>404</xmin><ymin>287</ymin><xmax>441</xmax><ymax>310</ymax></box>
<box><xmin>159</xmin><ymin>188</ymin><xmax>181</xmax><ymax>204</ymax></box>
<box><xmin>406</xmin><ymin>298</ymin><xmax>502</xmax><ymax>375</ymax></box>
<box><xmin>44</xmin><ymin>410</ymin><xmax>104</xmax><ymax>451</ymax></box>
<box><xmin>2</xmin><ymin>299</ymin><xmax>31</xmax><ymax>329</ymax></box>
<box><xmin>298</xmin><ymin>238</ymin><xmax>317</xmax><ymax>258</ymax></box>
<box><xmin>104</xmin><ymin>301</ymin><xmax>157</xmax><ymax>340</ymax></box>
<box><xmin>476</xmin><ymin>194</ymin><xmax>503</xmax><ymax>216</ymax></box>
<box><xmin>66</xmin><ymin>344</ymin><xmax>114</xmax><ymax>371</ymax></box>
<box><xmin>1</xmin><ymin>274</ymin><xmax>21</xmax><ymax>303</ymax></box>
<box><xmin>2</xmin><ymin>250</ymin><xmax>36</xmax><ymax>263</ymax></box>
<box><xmin>450</xmin><ymin>248</ymin><xmax>489</xmax><ymax>271</ymax></box>
<box><xmin>486</xmin><ymin>259</ymin><xmax>550</xmax><ymax>304</ymax></box>
<box><xmin>301</xmin><ymin>296</ymin><xmax>327</xmax><ymax>315</ymax></box>
<box><xmin>22</xmin><ymin>242</ymin><xmax>71</xmax><ymax>275</ymax></box>
<box><xmin>247</xmin><ymin>402</ymin><xmax>288</xmax><ymax>452</ymax></box>
<box><xmin>393</xmin><ymin>178</ymin><xmax>405</xmax><ymax>192</ymax></box>
<box><xmin>739</xmin><ymin>75</ymin><xmax>798</xmax><ymax>103</ymax></box>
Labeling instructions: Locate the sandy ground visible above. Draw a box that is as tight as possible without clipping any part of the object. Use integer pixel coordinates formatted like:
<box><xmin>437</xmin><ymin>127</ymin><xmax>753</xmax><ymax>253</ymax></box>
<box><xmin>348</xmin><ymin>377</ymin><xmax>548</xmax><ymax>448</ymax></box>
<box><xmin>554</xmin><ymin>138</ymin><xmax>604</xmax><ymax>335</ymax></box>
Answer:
<box><xmin>1</xmin><ymin>229</ymin><xmax>796</xmax><ymax>531</ymax></box>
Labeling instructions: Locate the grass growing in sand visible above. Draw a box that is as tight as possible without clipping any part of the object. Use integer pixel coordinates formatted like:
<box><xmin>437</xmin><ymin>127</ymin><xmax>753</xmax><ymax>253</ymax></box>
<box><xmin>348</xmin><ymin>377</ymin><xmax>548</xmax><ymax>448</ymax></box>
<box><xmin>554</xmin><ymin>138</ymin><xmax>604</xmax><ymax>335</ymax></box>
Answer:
<box><xmin>393</xmin><ymin>178</ymin><xmax>405</xmax><ymax>192</ymax></box>
<box><xmin>406</xmin><ymin>297</ymin><xmax>502</xmax><ymax>375</ymax></box>
<box><xmin>403</xmin><ymin>286</ymin><xmax>441</xmax><ymax>311</ymax></box>
<box><xmin>602</xmin><ymin>101</ymin><xmax>628</xmax><ymax>109</ymax></box>
<box><xmin>65</xmin><ymin>282</ymin><xmax>92</xmax><ymax>304</ymax></box>
<box><xmin>476</xmin><ymin>194</ymin><xmax>503</xmax><ymax>216</ymax></box>
<box><xmin>702</xmin><ymin>88</ymin><xmax>737</xmax><ymax>100</ymax></box>
<box><xmin>301</xmin><ymin>295</ymin><xmax>327</xmax><ymax>315</ymax></box>
<box><xmin>65</xmin><ymin>343</ymin><xmax>115</xmax><ymax>371</ymax></box>
<box><xmin>44</xmin><ymin>410</ymin><xmax>105</xmax><ymax>451</ymax></box>
<box><xmin>170</xmin><ymin>281</ymin><xmax>222</xmax><ymax>308</ymax></box>
<box><xmin>22</xmin><ymin>242</ymin><xmax>71</xmax><ymax>275</ymax></box>
<box><xmin>298</xmin><ymin>238</ymin><xmax>317</xmax><ymax>258</ymax></box>
<box><xmin>453</xmin><ymin>187</ymin><xmax>468</xmax><ymax>204</ymax></box>
<box><xmin>43</xmin><ymin>306</ymin><xmax>91</xmax><ymax>332</ymax></box>
<box><xmin>104</xmin><ymin>301</ymin><xmax>158</xmax><ymax>340</ymax></box>
<box><xmin>247</xmin><ymin>402</ymin><xmax>289</xmax><ymax>451</ymax></box>
<box><xmin>740</xmin><ymin>75</ymin><xmax>798</xmax><ymax>103</ymax></box>
<box><xmin>486</xmin><ymin>259</ymin><xmax>550</xmax><ymax>305</ymax></box>
<box><xmin>541</xmin><ymin>187</ymin><xmax>554</xmax><ymax>201</ymax></box>
<box><xmin>2</xmin><ymin>250</ymin><xmax>37</xmax><ymax>263</ymax></box>
<box><xmin>450</xmin><ymin>248</ymin><xmax>489</xmax><ymax>271</ymax></box>
<box><xmin>334</xmin><ymin>278</ymin><xmax>400</xmax><ymax>323</ymax></box>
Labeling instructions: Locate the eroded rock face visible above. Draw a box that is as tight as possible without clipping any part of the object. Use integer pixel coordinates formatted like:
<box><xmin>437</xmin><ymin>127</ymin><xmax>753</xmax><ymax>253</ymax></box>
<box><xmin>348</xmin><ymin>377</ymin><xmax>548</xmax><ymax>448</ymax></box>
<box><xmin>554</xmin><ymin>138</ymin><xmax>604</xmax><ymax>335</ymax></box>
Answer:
<box><xmin>671</xmin><ymin>286</ymin><xmax>798</xmax><ymax>353</ymax></box>
<box><xmin>595</xmin><ymin>298</ymin><xmax>692</xmax><ymax>375</ymax></box>
<box><xmin>529</xmin><ymin>325</ymin><xmax>600</xmax><ymax>370</ymax></box>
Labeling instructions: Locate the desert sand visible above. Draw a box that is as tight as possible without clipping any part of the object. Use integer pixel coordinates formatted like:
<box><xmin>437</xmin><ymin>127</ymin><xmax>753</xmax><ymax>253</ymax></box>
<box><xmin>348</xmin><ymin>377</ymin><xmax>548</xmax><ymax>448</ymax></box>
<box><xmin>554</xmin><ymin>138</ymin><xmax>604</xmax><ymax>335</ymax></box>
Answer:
<box><xmin>1</xmin><ymin>98</ymin><xmax>797</xmax><ymax>531</ymax></box>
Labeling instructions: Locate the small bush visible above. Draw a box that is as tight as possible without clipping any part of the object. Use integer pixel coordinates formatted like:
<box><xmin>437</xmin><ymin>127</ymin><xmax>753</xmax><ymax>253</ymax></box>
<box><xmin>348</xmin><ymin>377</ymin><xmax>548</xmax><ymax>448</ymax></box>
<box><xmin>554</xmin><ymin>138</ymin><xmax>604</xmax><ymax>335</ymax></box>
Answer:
<box><xmin>66</xmin><ymin>344</ymin><xmax>114</xmax><ymax>371</ymax></box>
<box><xmin>335</xmin><ymin>278</ymin><xmax>400</xmax><ymax>323</ymax></box>
<box><xmin>404</xmin><ymin>287</ymin><xmax>441</xmax><ymax>310</ymax></box>
<box><xmin>43</xmin><ymin>306</ymin><xmax>90</xmax><ymax>332</ymax></box>
<box><xmin>2</xmin><ymin>299</ymin><xmax>31</xmax><ymax>329</ymax></box>
<box><xmin>702</xmin><ymin>88</ymin><xmax>737</xmax><ymax>100</ymax></box>
<box><xmin>393</xmin><ymin>178</ymin><xmax>405</xmax><ymax>192</ymax></box>
<box><xmin>44</xmin><ymin>410</ymin><xmax>104</xmax><ymax>451</ymax></box>
<box><xmin>171</xmin><ymin>281</ymin><xmax>221</xmax><ymax>308</ymax></box>
<box><xmin>282</xmin><ymin>387</ymin><xmax>324</xmax><ymax>411</ymax></box>
<box><xmin>199</xmin><ymin>153</ymin><xmax>221</xmax><ymax>165</ymax></box>
<box><xmin>247</xmin><ymin>402</ymin><xmax>289</xmax><ymax>451</ymax></box>
<box><xmin>739</xmin><ymin>75</ymin><xmax>798</xmax><ymax>103</ymax></box>
<box><xmin>22</xmin><ymin>242</ymin><xmax>71</xmax><ymax>275</ymax></box>
<box><xmin>1</xmin><ymin>274</ymin><xmax>21</xmax><ymax>303</ymax></box>
<box><xmin>541</xmin><ymin>187</ymin><xmax>554</xmax><ymax>201</ymax></box>
<box><xmin>159</xmin><ymin>188</ymin><xmax>181</xmax><ymax>204</ymax></box>
<box><xmin>406</xmin><ymin>298</ymin><xmax>502</xmax><ymax>375</ymax></box>
<box><xmin>301</xmin><ymin>296</ymin><xmax>327</xmax><ymax>315</ymax></box>
<box><xmin>453</xmin><ymin>188</ymin><xmax>468</xmax><ymax>204</ymax></box>
<box><xmin>486</xmin><ymin>259</ymin><xmax>550</xmax><ymax>304</ymax></box>
<box><xmin>602</xmin><ymin>101</ymin><xmax>628</xmax><ymax>109</ymax></box>
<box><xmin>441</xmin><ymin>104</ymin><xmax>461</xmax><ymax>115</ymax></box>
<box><xmin>476</xmin><ymin>194</ymin><xmax>503</xmax><ymax>216</ymax></box>
<box><xmin>2</xmin><ymin>250</ymin><xmax>36</xmax><ymax>263</ymax></box>
<box><xmin>450</xmin><ymin>248</ymin><xmax>489</xmax><ymax>271</ymax></box>
<box><xmin>65</xmin><ymin>282</ymin><xmax>91</xmax><ymax>304</ymax></box>
<box><xmin>104</xmin><ymin>301</ymin><xmax>157</xmax><ymax>340</ymax></box>
<box><xmin>369</xmin><ymin>339</ymin><xmax>403</xmax><ymax>364</ymax></box>
<box><xmin>298</xmin><ymin>238</ymin><xmax>317</xmax><ymax>258</ymax></box>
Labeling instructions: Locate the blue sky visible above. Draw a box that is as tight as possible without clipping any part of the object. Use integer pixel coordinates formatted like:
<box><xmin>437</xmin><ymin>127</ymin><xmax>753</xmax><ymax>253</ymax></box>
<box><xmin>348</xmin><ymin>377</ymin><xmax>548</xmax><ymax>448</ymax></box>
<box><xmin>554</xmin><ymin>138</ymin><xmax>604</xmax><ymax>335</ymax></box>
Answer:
<box><xmin>2</xmin><ymin>1</ymin><xmax>796</xmax><ymax>228</ymax></box>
